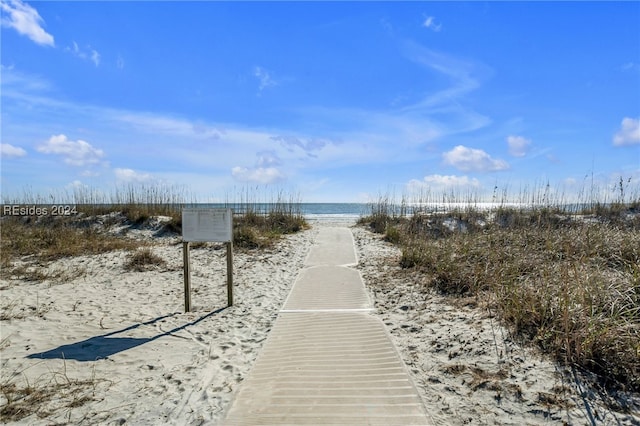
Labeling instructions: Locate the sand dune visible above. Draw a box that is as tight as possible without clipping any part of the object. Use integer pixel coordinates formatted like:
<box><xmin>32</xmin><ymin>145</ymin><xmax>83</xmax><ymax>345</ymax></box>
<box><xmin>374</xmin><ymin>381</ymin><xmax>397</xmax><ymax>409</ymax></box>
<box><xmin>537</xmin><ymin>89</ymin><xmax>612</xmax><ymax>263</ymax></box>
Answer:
<box><xmin>1</xmin><ymin>220</ymin><xmax>638</xmax><ymax>424</ymax></box>
<box><xmin>1</xmin><ymin>224</ymin><xmax>318</xmax><ymax>424</ymax></box>
<box><xmin>353</xmin><ymin>226</ymin><xmax>640</xmax><ymax>426</ymax></box>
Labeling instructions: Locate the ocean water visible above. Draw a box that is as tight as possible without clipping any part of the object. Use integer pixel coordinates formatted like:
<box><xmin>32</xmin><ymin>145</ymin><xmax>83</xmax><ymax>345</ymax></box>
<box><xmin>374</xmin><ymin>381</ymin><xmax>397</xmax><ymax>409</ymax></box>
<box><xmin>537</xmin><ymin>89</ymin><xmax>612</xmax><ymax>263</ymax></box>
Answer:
<box><xmin>201</xmin><ymin>203</ymin><xmax>371</xmax><ymax>222</ymax></box>
<box><xmin>299</xmin><ymin>203</ymin><xmax>369</xmax><ymax>222</ymax></box>
<box><xmin>197</xmin><ymin>201</ymin><xmax>602</xmax><ymax>223</ymax></box>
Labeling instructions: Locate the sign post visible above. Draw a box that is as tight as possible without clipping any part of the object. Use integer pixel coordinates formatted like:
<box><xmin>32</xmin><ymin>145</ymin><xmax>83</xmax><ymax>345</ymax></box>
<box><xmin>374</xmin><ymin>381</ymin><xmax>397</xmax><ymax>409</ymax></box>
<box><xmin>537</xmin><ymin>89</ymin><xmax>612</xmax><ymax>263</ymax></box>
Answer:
<box><xmin>183</xmin><ymin>241</ymin><xmax>191</xmax><ymax>312</ymax></box>
<box><xmin>227</xmin><ymin>241</ymin><xmax>233</xmax><ymax>306</ymax></box>
<box><xmin>181</xmin><ymin>208</ymin><xmax>233</xmax><ymax>312</ymax></box>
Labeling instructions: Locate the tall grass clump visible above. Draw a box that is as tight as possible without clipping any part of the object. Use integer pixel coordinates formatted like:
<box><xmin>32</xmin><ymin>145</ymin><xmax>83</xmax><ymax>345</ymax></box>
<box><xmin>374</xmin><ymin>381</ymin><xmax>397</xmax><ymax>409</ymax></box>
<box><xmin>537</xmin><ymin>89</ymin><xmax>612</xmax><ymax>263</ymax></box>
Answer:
<box><xmin>73</xmin><ymin>183</ymin><xmax>192</xmax><ymax>225</ymax></box>
<box><xmin>0</xmin><ymin>368</ymin><xmax>108</xmax><ymax>422</ymax></box>
<box><xmin>1</xmin><ymin>183</ymin><xmax>193</xmax><ymax>268</ymax></box>
<box><xmin>1</xmin><ymin>185</ymin><xmax>308</xmax><ymax>276</ymax></box>
<box><xmin>2</xmin><ymin>183</ymin><xmax>193</xmax><ymax>223</ymax></box>
<box><xmin>361</xmin><ymin>181</ymin><xmax>640</xmax><ymax>392</ymax></box>
<box><xmin>0</xmin><ymin>216</ymin><xmax>141</xmax><ymax>262</ymax></box>
<box><xmin>357</xmin><ymin>193</ymin><xmax>408</xmax><ymax>236</ymax></box>
<box><xmin>224</xmin><ymin>187</ymin><xmax>308</xmax><ymax>249</ymax></box>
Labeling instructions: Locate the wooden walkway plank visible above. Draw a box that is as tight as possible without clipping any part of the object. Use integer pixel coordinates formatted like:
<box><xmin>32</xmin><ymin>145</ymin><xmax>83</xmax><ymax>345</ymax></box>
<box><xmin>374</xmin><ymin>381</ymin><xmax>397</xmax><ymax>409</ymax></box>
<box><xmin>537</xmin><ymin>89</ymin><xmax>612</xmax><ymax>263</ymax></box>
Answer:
<box><xmin>223</xmin><ymin>227</ymin><xmax>432</xmax><ymax>425</ymax></box>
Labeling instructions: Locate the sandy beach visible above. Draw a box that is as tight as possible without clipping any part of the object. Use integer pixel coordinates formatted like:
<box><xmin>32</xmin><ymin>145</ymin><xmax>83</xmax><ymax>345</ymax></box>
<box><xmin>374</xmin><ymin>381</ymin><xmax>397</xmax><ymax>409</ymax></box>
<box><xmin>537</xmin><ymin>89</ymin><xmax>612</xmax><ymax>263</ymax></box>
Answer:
<box><xmin>1</xmin><ymin>219</ymin><xmax>638</xmax><ymax>424</ymax></box>
<box><xmin>1</xmin><ymin>219</ymin><xmax>319</xmax><ymax>425</ymax></box>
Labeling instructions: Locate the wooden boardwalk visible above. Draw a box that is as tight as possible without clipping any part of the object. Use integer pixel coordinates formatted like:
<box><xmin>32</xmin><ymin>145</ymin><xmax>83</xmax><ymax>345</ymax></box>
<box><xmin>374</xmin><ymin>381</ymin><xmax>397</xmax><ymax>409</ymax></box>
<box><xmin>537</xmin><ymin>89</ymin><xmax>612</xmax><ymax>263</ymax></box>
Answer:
<box><xmin>223</xmin><ymin>227</ymin><xmax>432</xmax><ymax>425</ymax></box>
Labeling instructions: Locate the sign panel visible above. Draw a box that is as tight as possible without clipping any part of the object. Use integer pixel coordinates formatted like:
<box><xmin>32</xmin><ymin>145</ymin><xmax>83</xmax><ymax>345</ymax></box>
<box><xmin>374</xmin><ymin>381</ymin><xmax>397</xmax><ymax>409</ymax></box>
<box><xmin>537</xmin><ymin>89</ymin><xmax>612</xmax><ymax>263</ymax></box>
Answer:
<box><xmin>182</xmin><ymin>208</ymin><xmax>232</xmax><ymax>242</ymax></box>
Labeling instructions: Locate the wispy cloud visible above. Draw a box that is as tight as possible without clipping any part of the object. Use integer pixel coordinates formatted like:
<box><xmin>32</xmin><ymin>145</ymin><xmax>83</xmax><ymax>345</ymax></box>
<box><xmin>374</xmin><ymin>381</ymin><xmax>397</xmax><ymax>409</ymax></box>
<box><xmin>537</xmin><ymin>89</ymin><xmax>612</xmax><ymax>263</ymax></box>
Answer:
<box><xmin>422</xmin><ymin>16</ymin><xmax>441</xmax><ymax>32</ymax></box>
<box><xmin>37</xmin><ymin>134</ymin><xmax>105</xmax><ymax>166</ymax></box>
<box><xmin>1</xmin><ymin>143</ymin><xmax>27</xmax><ymax>158</ymax></box>
<box><xmin>507</xmin><ymin>135</ymin><xmax>532</xmax><ymax>157</ymax></box>
<box><xmin>271</xmin><ymin>135</ymin><xmax>331</xmax><ymax>158</ymax></box>
<box><xmin>621</xmin><ymin>62</ymin><xmax>640</xmax><ymax>73</ymax></box>
<box><xmin>256</xmin><ymin>150</ymin><xmax>282</xmax><ymax>167</ymax></box>
<box><xmin>290</xmin><ymin>105</ymin><xmax>444</xmax><ymax>165</ymax></box>
<box><xmin>443</xmin><ymin>145</ymin><xmax>509</xmax><ymax>172</ymax></box>
<box><xmin>231</xmin><ymin>166</ymin><xmax>285</xmax><ymax>184</ymax></box>
<box><xmin>407</xmin><ymin>174</ymin><xmax>480</xmax><ymax>192</ymax></box>
<box><xmin>232</xmin><ymin>151</ymin><xmax>286</xmax><ymax>184</ymax></box>
<box><xmin>613</xmin><ymin>117</ymin><xmax>640</xmax><ymax>146</ymax></box>
<box><xmin>91</xmin><ymin>50</ymin><xmax>100</xmax><ymax>67</ymax></box>
<box><xmin>401</xmin><ymin>41</ymin><xmax>490</xmax><ymax>110</ymax></box>
<box><xmin>254</xmin><ymin>66</ymin><xmax>277</xmax><ymax>94</ymax></box>
<box><xmin>67</xmin><ymin>41</ymin><xmax>101</xmax><ymax>66</ymax></box>
<box><xmin>66</xmin><ymin>179</ymin><xmax>88</xmax><ymax>190</ymax></box>
<box><xmin>0</xmin><ymin>0</ymin><xmax>54</xmax><ymax>46</ymax></box>
<box><xmin>116</xmin><ymin>112</ymin><xmax>223</xmax><ymax>140</ymax></box>
<box><xmin>114</xmin><ymin>168</ymin><xmax>152</xmax><ymax>183</ymax></box>
<box><xmin>396</xmin><ymin>41</ymin><xmax>492</xmax><ymax>139</ymax></box>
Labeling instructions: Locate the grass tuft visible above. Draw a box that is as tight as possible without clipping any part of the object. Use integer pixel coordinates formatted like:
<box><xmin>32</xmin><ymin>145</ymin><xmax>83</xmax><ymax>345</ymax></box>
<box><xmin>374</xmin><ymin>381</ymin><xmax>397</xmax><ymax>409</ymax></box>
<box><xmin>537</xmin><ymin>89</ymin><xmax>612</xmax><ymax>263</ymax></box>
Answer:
<box><xmin>124</xmin><ymin>248</ymin><xmax>166</xmax><ymax>272</ymax></box>
<box><xmin>0</xmin><ymin>369</ymin><xmax>109</xmax><ymax>422</ymax></box>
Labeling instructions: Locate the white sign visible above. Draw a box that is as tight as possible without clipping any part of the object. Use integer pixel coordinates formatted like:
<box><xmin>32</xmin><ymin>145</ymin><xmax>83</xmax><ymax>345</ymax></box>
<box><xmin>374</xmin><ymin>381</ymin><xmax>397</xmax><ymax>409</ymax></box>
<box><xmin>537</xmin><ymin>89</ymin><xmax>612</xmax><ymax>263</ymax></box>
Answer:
<box><xmin>182</xmin><ymin>208</ymin><xmax>232</xmax><ymax>242</ymax></box>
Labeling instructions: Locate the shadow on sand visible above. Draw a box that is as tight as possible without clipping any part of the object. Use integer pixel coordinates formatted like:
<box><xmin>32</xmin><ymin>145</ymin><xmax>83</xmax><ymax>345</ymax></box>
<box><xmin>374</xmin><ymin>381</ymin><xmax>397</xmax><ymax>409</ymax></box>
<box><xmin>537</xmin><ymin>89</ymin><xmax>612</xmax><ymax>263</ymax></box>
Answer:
<box><xmin>26</xmin><ymin>308</ymin><xmax>226</xmax><ymax>362</ymax></box>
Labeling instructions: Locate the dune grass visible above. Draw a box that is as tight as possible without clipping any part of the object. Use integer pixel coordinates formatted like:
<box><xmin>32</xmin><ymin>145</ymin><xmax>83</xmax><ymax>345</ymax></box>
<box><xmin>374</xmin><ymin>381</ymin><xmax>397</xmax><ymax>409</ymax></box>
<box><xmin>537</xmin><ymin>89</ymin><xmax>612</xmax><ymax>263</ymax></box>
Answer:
<box><xmin>0</xmin><ymin>366</ymin><xmax>109</xmax><ymax>423</ymax></box>
<box><xmin>1</xmin><ymin>184</ymin><xmax>307</xmax><ymax>279</ymax></box>
<box><xmin>359</xmin><ymin>187</ymin><xmax>640</xmax><ymax>393</ymax></box>
<box><xmin>124</xmin><ymin>248</ymin><xmax>167</xmax><ymax>272</ymax></box>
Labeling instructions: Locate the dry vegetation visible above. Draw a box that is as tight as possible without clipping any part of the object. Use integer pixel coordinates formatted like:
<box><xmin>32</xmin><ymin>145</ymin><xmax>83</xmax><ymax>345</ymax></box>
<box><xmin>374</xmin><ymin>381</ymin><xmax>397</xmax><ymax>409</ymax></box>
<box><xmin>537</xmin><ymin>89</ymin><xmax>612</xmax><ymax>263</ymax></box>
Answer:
<box><xmin>0</xmin><ymin>185</ymin><xmax>308</xmax><ymax>421</ymax></box>
<box><xmin>233</xmin><ymin>210</ymin><xmax>307</xmax><ymax>250</ymax></box>
<box><xmin>0</xmin><ymin>366</ymin><xmax>109</xmax><ymax>423</ymax></box>
<box><xmin>359</xmin><ymin>191</ymin><xmax>640</xmax><ymax>395</ymax></box>
<box><xmin>123</xmin><ymin>248</ymin><xmax>167</xmax><ymax>272</ymax></box>
<box><xmin>1</xmin><ymin>185</ymin><xmax>308</xmax><ymax>268</ymax></box>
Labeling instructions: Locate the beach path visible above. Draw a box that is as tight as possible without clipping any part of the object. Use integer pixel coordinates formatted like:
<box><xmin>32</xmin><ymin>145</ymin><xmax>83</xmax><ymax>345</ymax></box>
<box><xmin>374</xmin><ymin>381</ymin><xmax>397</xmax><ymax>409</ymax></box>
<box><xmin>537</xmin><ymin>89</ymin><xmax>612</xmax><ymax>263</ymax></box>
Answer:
<box><xmin>223</xmin><ymin>227</ymin><xmax>432</xmax><ymax>425</ymax></box>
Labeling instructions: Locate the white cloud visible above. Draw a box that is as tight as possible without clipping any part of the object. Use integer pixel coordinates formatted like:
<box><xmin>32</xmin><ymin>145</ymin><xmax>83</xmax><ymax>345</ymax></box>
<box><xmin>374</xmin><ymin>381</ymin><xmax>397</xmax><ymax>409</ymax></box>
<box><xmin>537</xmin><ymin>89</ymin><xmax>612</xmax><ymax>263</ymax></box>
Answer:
<box><xmin>613</xmin><ymin>117</ymin><xmax>640</xmax><ymax>146</ymax></box>
<box><xmin>1</xmin><ymin>143</ymin><xmax>27</xmax><ymax>157</ymax></box>
<box><xmin>256</xmin><ymin>150</ymin><xmax>282</xmax><ymax>167</ymax></box>
<box><xmin>114</xmin><ymin>168</ymin><xmax>152</xmax><ymax>183</ymax></box>
<box><xmin>0</xmin><ymin>0</ymin><xmax>54</xmax><ymax>46</ymax></box>
<box><xmin>231</xmin><ymin>166</ymin><xmax>285</xmax><ymax>184</ymax></box>
<box><xmin>67</xmin><ymin>41</ymin><xmax>101</xmax><ymax>67</ymax></box>
<box><xmin>117</xmin><ymin>112</ymin><xmax>223</xmax><ymax>140</ymax></box>
<box><xmin>66</xmin><ymin>179</ymin><xmax>88</xmax><ymax>190</ymax></box>
<box><xmin>408</xmin><ymin>174</ymin><xmax>480</xmax><ymax>192</ymax></box>
<box><xmin>422</xmin><ymin>16</ymin><xmax>442</xmax><ymax>32</ymax></box>
<box><xmin>254</xmin><ymin>66</ymin><xmax>277</xmax><ymax>93</ymax></box>
<box><xmin>400</xmin><ymin>42</ymin><xmax>492</xmax><ymax>121</ymax></box>
<box><xmin>80</xmin><ymin>170</ymin><xmax>100</xmax><ymax>177</ymax></box>
<box><xmin>91</xmin><ymin>49</ymin><xmax>100</xmax><ymax>67</ymax></box>
<box><xmin>0</xmin><ymin>65</ymin><xmax>54</xmax><ymax>98</ymax></box>
<box><xmin>271</xmin><ymin>135</ymin><xmax>330</xmax><ymax>157</ymax></box>
<box><xmin>37</xmin><ymin>134</ymin><xmax>105</xmax><ymax>166</ymax></box>
<box><xmin>443</xmin><ymin>145</ymin><xmax>509</xmax><ymax>172</ymax></box>
<box><xmin>621</xmin><ymin>62</ymin><xmax>640</xmax><ymax>72</ymax></box>
<box><xmin>506</xmin><ymin>135</ymin><xmax>531</xmax><ymax>157</ymax></box>
<box><xmin>232</xmin><ymin>150</ymin><xmax>286</xmax><ymax>184</ymax></box>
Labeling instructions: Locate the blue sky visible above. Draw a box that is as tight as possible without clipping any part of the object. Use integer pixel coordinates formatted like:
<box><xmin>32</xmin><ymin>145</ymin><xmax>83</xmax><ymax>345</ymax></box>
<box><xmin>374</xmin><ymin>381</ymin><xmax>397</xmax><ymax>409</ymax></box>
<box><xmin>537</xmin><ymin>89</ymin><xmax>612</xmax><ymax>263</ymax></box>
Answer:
<box><xmin>1</xmin><ymin>1</ymin><xmax>639</xmax><ymax>203</ymax></box>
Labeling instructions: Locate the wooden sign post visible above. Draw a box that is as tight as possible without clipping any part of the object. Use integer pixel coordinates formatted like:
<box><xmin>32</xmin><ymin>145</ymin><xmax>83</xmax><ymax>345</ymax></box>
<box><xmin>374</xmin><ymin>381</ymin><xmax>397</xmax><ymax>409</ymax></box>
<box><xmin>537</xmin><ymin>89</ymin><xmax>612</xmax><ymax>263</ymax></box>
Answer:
<box><xmin>183</xmin><ymin>241</ymin><xmax>192</xmax><ymax>312</ymax></box>
<box><xmin>181</xmin><ymin>208</ymin><xmax>233</xmax><ymax>313</ymax></box>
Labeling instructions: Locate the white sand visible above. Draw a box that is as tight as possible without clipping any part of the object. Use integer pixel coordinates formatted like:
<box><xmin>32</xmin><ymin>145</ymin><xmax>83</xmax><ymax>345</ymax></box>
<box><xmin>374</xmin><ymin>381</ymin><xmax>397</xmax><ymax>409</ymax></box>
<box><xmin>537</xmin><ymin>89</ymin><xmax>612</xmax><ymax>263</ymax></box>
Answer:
<box><xmin>1</xmin><ymin>220</ymin><xmax>638</xmax><ymax>425</ymax></box>
<box><xmin>1</xmin><ymin>222</ymin><xmax>319</xmax><ymax>425</ymax></box>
